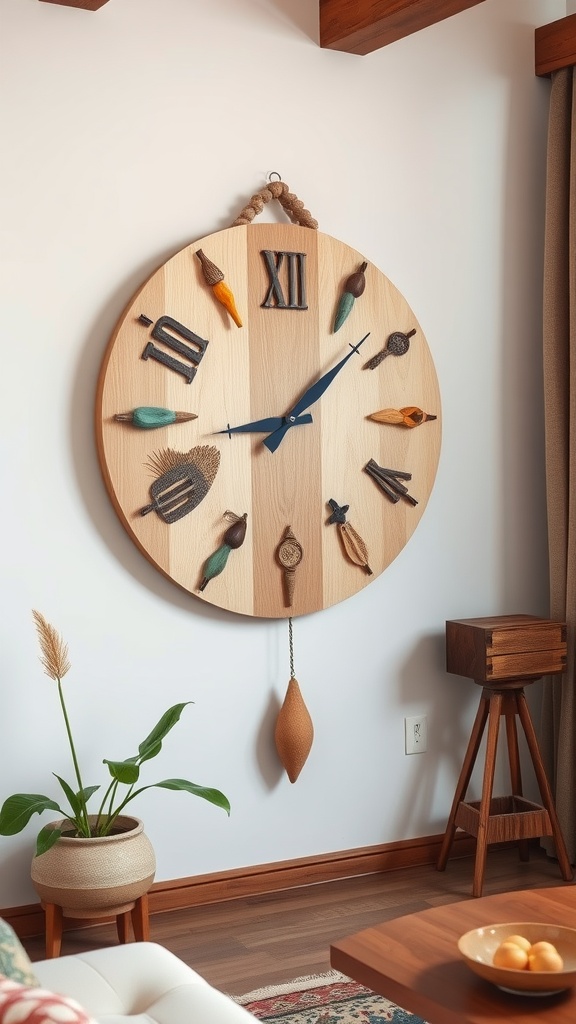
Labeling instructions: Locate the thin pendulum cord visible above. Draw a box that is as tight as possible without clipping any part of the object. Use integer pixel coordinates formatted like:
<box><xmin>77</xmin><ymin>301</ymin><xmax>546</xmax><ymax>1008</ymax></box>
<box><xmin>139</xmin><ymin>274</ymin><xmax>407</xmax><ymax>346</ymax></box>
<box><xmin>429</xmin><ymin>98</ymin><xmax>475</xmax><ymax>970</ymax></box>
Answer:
<box><xmin>274</xmin><ymin>616</ymin><xmax>314</xmax><ymax>783</ymax></box>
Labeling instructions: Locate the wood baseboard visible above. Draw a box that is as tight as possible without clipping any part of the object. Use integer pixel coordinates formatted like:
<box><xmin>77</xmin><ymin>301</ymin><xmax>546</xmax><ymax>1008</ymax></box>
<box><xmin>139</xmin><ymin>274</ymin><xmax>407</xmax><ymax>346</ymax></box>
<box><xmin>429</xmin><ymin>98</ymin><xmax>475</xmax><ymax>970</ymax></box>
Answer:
<box><xmin>2</xmin><ymin>831</ymin><xmax>476</xmax><ymax>939</ymax></box>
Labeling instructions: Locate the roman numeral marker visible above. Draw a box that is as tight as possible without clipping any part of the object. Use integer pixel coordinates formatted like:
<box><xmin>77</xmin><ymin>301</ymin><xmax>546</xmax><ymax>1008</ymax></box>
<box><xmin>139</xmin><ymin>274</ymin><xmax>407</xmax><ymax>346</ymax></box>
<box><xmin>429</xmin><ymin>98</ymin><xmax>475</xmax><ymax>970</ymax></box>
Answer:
<box><xmin>140</xmin><ymin>315</ymin><xmax>209</xmax><ymax>384</ymax></box>
<box><xmin>261</xmin><ymin>250</ymin><xmax>308</xmax><ymax>310</ymax></box>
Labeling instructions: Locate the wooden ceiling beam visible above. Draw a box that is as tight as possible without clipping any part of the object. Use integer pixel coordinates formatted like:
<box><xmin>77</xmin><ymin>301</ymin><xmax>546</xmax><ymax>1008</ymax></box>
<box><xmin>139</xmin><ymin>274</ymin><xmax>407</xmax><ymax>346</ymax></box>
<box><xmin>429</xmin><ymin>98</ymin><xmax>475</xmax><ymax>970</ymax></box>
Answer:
<box><xmin>319</xmin><ymin>0</ymin><xmax>486</xmax><ymax>56</ymax></box>
<box><xmin>535</xmin><ymin>13</ymin><xmax>576</xmax><ymax>77</ymax></box>
<box><xmin>38</xmin><ymin>0</ymin><xmax>110</xmax><ymax>9</ymax></box>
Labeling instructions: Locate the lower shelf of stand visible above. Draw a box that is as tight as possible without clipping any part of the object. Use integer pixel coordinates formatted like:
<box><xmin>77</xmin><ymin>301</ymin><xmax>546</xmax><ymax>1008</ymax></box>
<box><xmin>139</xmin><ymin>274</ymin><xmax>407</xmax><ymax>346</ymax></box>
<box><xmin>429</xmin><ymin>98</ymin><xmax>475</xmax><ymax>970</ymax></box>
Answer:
<box><xmin>455</xmin><ymin>795</ymin><xmax>552</xmax><ymax>844</ymax></box>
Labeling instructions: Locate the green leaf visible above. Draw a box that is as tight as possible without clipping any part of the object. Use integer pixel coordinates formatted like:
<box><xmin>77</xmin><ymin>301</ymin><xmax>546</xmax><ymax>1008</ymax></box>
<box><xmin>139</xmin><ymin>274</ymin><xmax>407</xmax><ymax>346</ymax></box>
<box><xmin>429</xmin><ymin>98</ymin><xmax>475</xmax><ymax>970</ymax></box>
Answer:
<box><xmin>79</xmin><ymin>785</ymin><xmax>100</xmax><ymax>803</ymax></box>
<box><xmin>35</xmin><ymin>824</ymin><xmax>62</xmax><ymax>856</ymax></box>
<box><xmin>153</xmin><ymin>779</ymin><xmax>230</xmax><ymax>814</ymax></box>
<box><xmin>137</xmin><ymin>703</ymin><xmax>193</xmax><ymax>762</ymax></box>
<box><xmin>0</xmin><ymin>794</ymin><xmax>62</xmax><ymax>836</ymax></box>
<box><xmin>104</xmin><ymin>759</ymin><xmax>140</xmax><ymax>784</ymax></box>
<box><xmin>54</xmin><ymin>775</ymin><xmax>82</xmax><ymax>819</ymax></box>
<box><xmin>53</xmin><ymin>777</ymin><xmax>100</xmax><ymax>822</ymax></box>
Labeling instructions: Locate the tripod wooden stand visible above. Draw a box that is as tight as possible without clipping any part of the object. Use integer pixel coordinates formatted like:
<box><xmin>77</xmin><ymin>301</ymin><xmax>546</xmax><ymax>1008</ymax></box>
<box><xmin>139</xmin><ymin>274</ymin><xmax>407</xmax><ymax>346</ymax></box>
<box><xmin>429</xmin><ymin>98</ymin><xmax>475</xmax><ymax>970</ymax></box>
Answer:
<box><xmin>437</xmin><ymin>615</ymin><xmax>573</xmax><ymax>897</ymax></box>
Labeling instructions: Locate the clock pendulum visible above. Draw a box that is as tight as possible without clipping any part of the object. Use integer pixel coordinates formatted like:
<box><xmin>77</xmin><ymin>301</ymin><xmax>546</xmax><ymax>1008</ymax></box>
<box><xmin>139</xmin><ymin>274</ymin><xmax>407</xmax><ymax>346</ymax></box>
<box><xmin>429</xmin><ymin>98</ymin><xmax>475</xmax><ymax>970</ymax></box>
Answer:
<box><xmin>274</xmin><ymin>617</ymin><xmax>314</xmax><ymax>784</ymax></box>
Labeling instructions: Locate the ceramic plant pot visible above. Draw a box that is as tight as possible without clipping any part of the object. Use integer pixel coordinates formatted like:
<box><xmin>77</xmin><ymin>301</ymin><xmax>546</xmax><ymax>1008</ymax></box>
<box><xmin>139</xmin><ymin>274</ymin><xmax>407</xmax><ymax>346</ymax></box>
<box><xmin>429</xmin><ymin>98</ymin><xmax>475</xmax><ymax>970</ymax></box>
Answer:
<box><xmin>30</xmin><ymin>815</ymin><xmax>156</xmax><ymax>918</ymax></box>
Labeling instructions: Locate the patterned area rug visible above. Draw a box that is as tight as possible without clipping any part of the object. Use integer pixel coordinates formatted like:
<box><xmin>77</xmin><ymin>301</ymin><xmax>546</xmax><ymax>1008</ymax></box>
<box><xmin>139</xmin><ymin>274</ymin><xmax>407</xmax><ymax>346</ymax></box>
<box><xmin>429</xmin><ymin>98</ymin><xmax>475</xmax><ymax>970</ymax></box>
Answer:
<box><xmin>235</xmin><ymin>970</ymin><xmax>426</xmax><ymax>1023</ymax></box>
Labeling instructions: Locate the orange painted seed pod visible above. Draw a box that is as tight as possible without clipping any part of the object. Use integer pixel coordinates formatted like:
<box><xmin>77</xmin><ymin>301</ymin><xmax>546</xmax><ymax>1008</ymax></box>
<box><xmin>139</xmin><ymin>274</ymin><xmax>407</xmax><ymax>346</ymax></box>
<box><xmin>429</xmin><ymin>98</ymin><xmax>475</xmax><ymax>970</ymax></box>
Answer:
<box><xmin>368</xmin><ymin>406</ymin><xmax>437</xmax><ymax>428</ymax></box>
<box><xmin>196</xmin><ymin>249</ymin><xmax>243</xmax><ymax>327</ymax></box>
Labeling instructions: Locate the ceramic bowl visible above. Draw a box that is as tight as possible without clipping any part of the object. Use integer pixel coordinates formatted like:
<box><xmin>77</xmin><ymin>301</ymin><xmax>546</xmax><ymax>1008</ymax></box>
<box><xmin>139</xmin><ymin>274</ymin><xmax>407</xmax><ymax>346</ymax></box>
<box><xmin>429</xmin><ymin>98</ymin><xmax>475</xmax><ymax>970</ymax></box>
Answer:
<box><xmin>458</xmin><ymin>922</ymin><xmax>576</xmax><ymax>995</ymax></box>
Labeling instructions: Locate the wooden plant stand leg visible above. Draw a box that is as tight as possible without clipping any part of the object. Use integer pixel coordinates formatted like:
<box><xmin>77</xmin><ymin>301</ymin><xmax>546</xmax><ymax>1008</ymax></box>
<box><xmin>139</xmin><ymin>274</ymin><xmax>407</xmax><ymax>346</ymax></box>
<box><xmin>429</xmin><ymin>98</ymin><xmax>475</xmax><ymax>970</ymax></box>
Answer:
<box><xmin>131</xmin><ymin>892</ymin><xmax>150</xmax><ymax>941</ymax></box>
<box><xmin>503</xmin><ymin>692</ymin><xmax>529</xmax><ymax>862</ymax></box>
<box><xmin>472</xmin><ymin>691</ymin><xmax>503</xmax><ymax>897</ymax></box>
<box><xmin>42</xmin><ymin>902</ymin><xmax>63</xmax><ymax>959</ymax></box>
<box><xmin>437</xmin><ymin>691</ymin><xmax>490</xmax><ymax>871</ymax></box>
<box><xmin>516</xmin><ymin>690</ymin><xmax>573</xmax><ymax>881</ymax></box>
<box><xmin>117</xmin><ymin>910</ymin><xmax>132</xmax><ymax>943</ymax></box>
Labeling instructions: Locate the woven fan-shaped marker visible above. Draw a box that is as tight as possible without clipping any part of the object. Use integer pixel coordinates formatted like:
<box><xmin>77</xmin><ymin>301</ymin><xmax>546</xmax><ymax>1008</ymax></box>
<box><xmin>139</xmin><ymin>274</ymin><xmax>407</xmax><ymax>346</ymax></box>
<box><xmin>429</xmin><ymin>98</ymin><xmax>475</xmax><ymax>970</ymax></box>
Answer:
<box><xmin>275</xmin><ymin>677</ymin><xmax>314</xmax><ymax>783</ymax></box>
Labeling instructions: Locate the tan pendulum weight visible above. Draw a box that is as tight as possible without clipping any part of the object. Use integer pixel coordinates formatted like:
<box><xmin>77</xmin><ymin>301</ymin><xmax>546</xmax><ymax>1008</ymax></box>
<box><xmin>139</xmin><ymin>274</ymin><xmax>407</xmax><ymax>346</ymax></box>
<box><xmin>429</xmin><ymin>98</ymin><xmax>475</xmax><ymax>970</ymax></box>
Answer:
<box><xmin>275</xmin><ymin>618</ymin><xmax>314</xmax><ymax>783</ymax></box>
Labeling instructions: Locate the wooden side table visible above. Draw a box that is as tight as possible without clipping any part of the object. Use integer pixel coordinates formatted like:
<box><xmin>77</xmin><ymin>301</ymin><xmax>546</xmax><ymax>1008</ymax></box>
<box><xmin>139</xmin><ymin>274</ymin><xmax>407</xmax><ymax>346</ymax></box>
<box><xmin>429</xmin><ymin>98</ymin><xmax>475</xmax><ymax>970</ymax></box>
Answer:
<box><xmin>437</xmin><ymin>614</ymin><xmax>573</xmax><ymax>896</ymax></box>
<box><xmin>41</xmin><ymin>893</ymin><xmax>150</xmax><ymax>958</ymax></box>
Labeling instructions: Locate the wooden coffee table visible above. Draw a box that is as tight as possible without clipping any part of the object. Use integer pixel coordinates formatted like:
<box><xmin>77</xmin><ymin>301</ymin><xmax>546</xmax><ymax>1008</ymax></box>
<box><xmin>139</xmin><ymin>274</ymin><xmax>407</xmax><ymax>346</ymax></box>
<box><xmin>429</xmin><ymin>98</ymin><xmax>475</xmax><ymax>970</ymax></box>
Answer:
<box><xmin>330</xmin><ymin>885</ymin><xmax>576</xmax><ymax>1024</ymax></box>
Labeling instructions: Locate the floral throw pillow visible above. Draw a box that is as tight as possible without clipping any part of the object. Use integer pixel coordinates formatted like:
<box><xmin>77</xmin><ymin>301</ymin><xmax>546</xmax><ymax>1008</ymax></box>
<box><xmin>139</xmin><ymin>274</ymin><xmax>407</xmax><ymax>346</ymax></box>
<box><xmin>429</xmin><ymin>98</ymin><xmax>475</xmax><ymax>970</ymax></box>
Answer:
<box><xmin>0</xmin><ymin>978</ymin><xmax>97</xmax><ymax>1024</ymax></box>
<box><xmin>0</xmin><ymin>919</ymin><xmax>39</xmax><ymax>986</ymax></box>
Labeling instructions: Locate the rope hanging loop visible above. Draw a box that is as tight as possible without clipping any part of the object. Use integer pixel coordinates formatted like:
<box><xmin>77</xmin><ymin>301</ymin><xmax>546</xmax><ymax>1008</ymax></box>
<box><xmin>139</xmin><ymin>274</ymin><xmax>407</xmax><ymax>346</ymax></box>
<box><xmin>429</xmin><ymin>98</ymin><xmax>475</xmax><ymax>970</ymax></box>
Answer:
<box><xmin>231</xmin><ymin>180</ymin><xmax>318</xmax><ymax>230</ymax></box>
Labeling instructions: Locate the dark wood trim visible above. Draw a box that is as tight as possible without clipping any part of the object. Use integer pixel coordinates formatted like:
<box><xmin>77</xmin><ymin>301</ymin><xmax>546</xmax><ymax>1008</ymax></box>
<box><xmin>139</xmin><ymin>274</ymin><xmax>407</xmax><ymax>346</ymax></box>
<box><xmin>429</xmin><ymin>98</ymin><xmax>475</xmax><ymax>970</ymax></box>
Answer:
<box><xmin>1</xmin><ymin>832</ymin><xmax>476</xmax><ymax>939</ymax></box>
<box><xmin>38</xmin><ymin>1</ymin><xmax>110</xmax><ymax>9</ymax></box>
<box><xmin>319</xmin><ymin>0</ymin><xmax>486</xmax><ymax>56</ymax></box>
<box><xmin>535</xmin><ymin>14</ymin><xmax>576</xmax><ymax>77</ymax></box>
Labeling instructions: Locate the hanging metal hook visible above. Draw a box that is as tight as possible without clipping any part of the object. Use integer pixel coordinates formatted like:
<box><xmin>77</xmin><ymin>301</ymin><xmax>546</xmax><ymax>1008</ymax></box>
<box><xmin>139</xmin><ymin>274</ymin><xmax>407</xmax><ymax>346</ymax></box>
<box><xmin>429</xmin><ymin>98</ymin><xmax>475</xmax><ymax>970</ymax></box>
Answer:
<box><xmin>268</xmin><ymin>171</ymin><xmax>282</xmax><ymax>183</ymax></box>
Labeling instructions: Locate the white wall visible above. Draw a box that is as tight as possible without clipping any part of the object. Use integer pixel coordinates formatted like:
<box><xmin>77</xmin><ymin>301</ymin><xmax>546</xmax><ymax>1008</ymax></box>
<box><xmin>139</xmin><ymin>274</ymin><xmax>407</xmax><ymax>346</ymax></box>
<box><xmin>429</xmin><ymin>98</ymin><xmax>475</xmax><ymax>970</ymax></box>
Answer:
<box><xmin>0</xmin><ymin>0</ymin><xmax>566</xmax><ymax>908</ymax></box>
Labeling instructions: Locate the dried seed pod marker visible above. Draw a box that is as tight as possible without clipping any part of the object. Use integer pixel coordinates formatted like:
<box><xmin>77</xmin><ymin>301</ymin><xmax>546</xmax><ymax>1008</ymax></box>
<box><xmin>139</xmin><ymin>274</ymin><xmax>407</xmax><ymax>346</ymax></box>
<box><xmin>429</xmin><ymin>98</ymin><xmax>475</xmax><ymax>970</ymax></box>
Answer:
<box><xmin>364</xmin><ymin>459</ymin><xmax>418</xmax><ymax>507</ymax></box>
<box><xmin>276</xmin><ymin>526</ymin><xmax>303</xmax><ymax>607</ymax></box>
<box><xmin>368</xmin><ymin>406</ymin><xmax>437</xmax><ymax>428</ymax></box>
<box><xmin>333</xmin><ymin>261</ymin><xmax>368</xmax><ymax>333</ymax></box>
<box><xmin>139</xmin><ymin>445</ymin><xmax>220</xmax><ymax>523</ymax></box>
<box><xmin>114</xmin><ymin>407</ymin><xmax>198</xmax><ymax>430</ymax></box>
<box><xmin>326</xmin><ymin>499</ymin><xmax>372</xmax><ymax>575</ymax></box>
<box><xmin>363</xmin><ymin>328</ymin><xmax>416</xmax><ymax>370</ymax></box>
<box><xmin>196</xmin><ymin>249</ymin><xmax>243</xmax><ymax>327</ymax></box>
<box><xmin>198</xmin><ymin>511</ymin><xmax>248</xmax><ymax>591</ymax></box>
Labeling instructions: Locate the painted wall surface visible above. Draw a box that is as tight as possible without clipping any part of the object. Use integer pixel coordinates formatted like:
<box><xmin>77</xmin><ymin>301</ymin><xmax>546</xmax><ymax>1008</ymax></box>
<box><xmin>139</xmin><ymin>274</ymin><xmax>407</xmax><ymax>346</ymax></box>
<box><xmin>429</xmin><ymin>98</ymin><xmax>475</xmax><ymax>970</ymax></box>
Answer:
<box><xmin>0</xmin><ymin>0</ymin><xmax>565</xmax><ymax>908</ymax></box>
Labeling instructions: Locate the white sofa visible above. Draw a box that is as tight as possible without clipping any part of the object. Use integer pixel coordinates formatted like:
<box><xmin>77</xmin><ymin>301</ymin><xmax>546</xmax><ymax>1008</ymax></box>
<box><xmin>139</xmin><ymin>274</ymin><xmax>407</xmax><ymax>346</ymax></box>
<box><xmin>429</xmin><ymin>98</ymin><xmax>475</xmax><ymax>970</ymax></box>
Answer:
<box><xmin>33</xmin><ymin>941</ymin><xmax>257</xmax><ymax>1024</ymax></box>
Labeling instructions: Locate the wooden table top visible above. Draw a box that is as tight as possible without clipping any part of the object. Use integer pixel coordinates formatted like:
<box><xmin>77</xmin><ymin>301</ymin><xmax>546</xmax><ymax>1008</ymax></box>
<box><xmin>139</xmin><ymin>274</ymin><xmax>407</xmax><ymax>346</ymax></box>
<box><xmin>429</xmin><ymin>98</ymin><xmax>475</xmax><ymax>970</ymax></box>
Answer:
<box><xmin>330</xmin><ymin>885</ymin><xmax>576</xmax><ymax>1024</ymax></box>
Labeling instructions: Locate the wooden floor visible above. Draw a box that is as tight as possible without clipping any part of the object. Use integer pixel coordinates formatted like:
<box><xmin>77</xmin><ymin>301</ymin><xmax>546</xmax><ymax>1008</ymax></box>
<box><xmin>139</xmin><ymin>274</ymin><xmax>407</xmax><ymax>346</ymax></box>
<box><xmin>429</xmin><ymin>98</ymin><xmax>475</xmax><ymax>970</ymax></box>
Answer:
<box><xmin>23</xmin><ymin>845</ymin><xmax>569</xmax><ymax>997</ymax></box>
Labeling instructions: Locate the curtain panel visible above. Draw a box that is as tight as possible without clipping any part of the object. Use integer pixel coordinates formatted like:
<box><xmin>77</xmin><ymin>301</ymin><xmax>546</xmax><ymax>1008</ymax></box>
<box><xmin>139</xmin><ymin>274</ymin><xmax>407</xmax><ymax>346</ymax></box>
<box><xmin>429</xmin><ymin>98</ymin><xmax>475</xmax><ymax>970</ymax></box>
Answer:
<box><xmin>541</xmin><ymin>66</ymin><xmax>576</xmax><ymax>865</ymax></box>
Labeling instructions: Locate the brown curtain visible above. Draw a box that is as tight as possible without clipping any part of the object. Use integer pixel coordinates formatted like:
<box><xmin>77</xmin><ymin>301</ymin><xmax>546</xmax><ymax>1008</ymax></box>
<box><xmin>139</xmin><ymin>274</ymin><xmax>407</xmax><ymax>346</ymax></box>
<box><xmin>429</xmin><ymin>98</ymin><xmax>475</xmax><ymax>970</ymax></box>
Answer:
<box><xmin>541</xmin><ymin>66</ymin><xmax>576</xmax><ymax>865</ymax></box>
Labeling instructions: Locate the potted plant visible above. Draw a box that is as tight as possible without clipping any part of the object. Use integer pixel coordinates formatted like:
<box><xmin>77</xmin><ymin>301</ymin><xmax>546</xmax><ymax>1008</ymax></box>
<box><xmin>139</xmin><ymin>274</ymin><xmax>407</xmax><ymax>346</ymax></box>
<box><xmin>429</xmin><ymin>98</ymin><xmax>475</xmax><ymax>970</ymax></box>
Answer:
<box><xmin>0</xmin><ymin>611</ymin><xmax>230</xmax><ymax>916</ymax></box>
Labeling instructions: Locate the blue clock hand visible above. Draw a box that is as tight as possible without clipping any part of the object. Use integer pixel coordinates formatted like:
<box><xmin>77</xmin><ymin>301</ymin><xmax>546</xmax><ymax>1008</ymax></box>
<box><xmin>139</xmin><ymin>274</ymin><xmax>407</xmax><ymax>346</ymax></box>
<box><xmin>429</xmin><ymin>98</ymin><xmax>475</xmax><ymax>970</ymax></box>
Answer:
<box><xmin>218</xmin><ymin>414</ymin><xmax>313</xmax><ymax>438</ymax></box>
<box><xmin>263</xmin><ymin>333</ymin><xmax>370</xmax><ymax>453</ymax></box>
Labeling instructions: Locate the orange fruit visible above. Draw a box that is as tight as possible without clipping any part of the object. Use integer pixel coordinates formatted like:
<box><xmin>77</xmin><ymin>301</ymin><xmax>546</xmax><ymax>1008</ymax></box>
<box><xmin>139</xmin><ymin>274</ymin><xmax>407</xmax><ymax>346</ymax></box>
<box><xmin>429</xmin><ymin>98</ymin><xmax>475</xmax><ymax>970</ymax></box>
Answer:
<box><xmin>529</xmin><ymin>941</ymin><xmax>558</xmax><ymax>955</ymax></box>
<box><xmin>505</xmin><ymin>935</ymin><xmax>531</xmax><ymax>953</ymax></box>
<box><xmin>493</xmin><ymin>941</ymin><xmax>529</xmax><ymax>970</ymax></box>
<box><xmin>527</xmin><ymin>945</ymin><xmax>564</xmax><ymax>972</ymax></box>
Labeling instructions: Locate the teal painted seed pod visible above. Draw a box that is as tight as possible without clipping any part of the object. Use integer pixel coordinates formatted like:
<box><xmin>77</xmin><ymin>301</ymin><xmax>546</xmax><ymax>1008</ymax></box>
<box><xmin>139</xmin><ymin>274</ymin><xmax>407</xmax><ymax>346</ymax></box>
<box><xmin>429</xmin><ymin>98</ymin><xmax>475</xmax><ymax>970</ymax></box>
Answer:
<box><xmin>333</xmin><ymin>261</ymin><xmax>367</xmax><ymax>333</ymax></box>
<box><xmin>199</xmin><ymin>512</ymin><xmax>248</xmax><ymax>591</ymax></box>
<box><xmin>114</xmin><ymin>407</ymin><xmax>197</xmax><ymax>429</ymax></box>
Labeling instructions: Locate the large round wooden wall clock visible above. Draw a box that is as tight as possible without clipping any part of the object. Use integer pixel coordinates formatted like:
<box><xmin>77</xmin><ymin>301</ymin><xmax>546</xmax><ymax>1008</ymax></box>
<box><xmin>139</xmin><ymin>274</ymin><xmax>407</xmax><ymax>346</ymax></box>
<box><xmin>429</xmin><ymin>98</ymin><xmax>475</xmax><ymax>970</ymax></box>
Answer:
<box><xmin>96</xmin><ymin>182</ymin><xmax>441</xmax><ymax>619</ymax></box>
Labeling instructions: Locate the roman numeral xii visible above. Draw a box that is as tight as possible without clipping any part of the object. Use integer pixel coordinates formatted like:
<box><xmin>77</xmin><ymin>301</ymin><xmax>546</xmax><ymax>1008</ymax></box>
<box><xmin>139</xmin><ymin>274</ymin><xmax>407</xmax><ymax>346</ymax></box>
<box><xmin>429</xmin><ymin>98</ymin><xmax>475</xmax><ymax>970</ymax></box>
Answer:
<box><xmin>261</xmin><ymin>251</ymin><xmax>308</xmax><ymax>310</ymax></box>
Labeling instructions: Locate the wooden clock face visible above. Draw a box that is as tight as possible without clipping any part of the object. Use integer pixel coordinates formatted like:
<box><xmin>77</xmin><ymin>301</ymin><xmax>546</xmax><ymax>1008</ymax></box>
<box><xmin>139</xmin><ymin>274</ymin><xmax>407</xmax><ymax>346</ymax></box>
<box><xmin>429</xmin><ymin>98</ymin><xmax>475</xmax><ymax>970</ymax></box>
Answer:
<box><xmin>96</xmin><ymin>222</ymin><xmax>441</xmax><ymax>618</ymax></box>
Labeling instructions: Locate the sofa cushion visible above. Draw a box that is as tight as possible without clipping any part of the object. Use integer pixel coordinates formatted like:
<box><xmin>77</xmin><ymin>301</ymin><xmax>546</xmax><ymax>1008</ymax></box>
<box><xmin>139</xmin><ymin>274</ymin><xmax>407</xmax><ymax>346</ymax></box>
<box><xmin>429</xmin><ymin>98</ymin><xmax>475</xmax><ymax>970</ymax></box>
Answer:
<box><xmin>0</xmin><ymin>920</ymin><xmax>39</xmax><ymax>986</ymax></box>
<box><xmin>34</xmin><ymin>943</ymin><xmax>256</xmax><ymax>1024</ymax></box>
<box><xmin>0</xmin><ymin>977</ymin><xmax>96</xmax><ymax>1024</ymax></box>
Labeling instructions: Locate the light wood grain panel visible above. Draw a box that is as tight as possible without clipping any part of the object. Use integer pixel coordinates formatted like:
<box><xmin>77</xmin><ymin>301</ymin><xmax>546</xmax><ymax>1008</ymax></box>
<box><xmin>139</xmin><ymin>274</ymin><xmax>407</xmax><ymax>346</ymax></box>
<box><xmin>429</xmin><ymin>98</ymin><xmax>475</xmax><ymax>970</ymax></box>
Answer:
<box><xmin>246</xmin><ymin>224</ymin><xmax>322</xmax><ymax>618</ymax></box>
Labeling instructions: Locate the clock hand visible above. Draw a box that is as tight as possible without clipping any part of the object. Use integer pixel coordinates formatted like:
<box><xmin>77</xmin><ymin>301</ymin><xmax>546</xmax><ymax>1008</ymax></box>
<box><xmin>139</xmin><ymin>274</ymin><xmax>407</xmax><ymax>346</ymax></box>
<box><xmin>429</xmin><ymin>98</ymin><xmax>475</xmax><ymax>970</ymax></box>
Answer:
<box><xmin>263</xmin><ymin>333</ymin><xmax>370</xmax><ymax>453</ymax></box>
<box><xmin>217</xmin><ymin>414</ymin><xmax>313</xmax><ymax>438</ymax></box>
